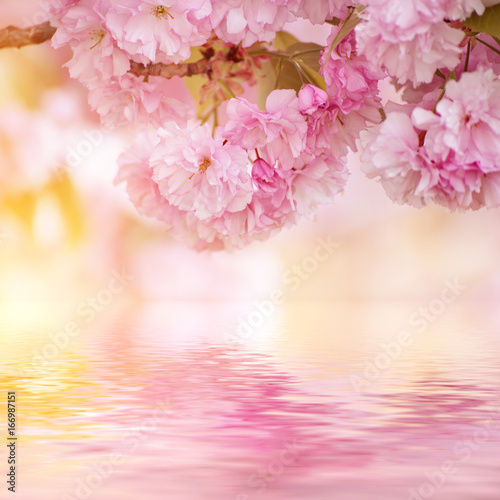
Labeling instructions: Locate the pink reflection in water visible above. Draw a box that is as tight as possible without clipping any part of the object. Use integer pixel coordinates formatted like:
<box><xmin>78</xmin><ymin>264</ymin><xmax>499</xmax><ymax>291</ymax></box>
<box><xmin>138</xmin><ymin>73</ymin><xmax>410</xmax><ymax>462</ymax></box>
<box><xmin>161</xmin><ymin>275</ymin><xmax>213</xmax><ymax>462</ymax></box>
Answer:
<box><xmin>8</xmin><ymin>302</ymin><xmax>500</xmax><ymax>500</ymax></box>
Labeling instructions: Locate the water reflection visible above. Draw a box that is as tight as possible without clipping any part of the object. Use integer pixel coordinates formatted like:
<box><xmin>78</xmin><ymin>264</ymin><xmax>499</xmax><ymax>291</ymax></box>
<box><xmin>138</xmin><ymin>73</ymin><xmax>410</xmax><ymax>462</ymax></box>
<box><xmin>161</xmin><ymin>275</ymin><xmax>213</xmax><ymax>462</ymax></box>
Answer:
<box><xmin>1</xmin><ymin>301</ymin><xmax>500</xmax><ymax>500</ymax></box>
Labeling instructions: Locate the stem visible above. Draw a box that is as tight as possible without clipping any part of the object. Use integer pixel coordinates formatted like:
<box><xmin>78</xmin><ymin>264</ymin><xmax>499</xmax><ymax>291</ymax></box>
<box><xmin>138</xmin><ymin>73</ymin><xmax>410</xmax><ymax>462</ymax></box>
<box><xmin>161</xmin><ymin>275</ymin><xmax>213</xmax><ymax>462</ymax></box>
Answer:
<box><xmin>217</xmin><ymin>78</ymin><xmax>236</xmax><ymax>99</ymax></box>
<box><xmin>0</xmin><ymin>21</ymin><xmax>55</xmax><ymax>49</ymax></box>
<box><xmin>212</xmin><ymin>108</ymin><xmax>218</xmax><ymax>136</ymax></box>
<box><xmin>476</xmin><ymin>37</ymin><xmax>500</xmax><ymax>56</ymax></box>
<box><xmin>435</xmin><ymin>69</ymin><xmax>446</xmax><ymax>80</ymax></box>
<box><xmin>325</xmin><ymin>18</ymin><xmax>341</xmax><ymax>26</ymax></box>
<box><xmin>291</xmin><ymin>60</ymin><xmax>307</xmax><ymax>85</ymax></box>
<box><xmin>248</xmin><ymin>49</ymin><xmax>288</xmax><ymax>59</ymax></box>
<box><xmin>432</xmin><ymin>70</ymin><xmax>456</xmax><ymax>113</ymax></box>
<box><xmin>291</xmin><ymin>49</ymin><xmax>322</xmax><ymax>58</ymax></box>
<box><xmin>464</xmin><ymin>39</ymin><xmax>471</xmax><ymax>73</ymax></box>
<box><xmin>274</xmin><ymin>58</ymin><xmax>284</xmax><ymax>89</ymax></box>
<box><xmin>432</xmin><ymin>88</ymin><xmax>446</xmax><ymax>113</ymax></box>
<box><xmin>129</xmin><ymin>58</ymin><xmax>212</xmax><ymax>79</ymax></box>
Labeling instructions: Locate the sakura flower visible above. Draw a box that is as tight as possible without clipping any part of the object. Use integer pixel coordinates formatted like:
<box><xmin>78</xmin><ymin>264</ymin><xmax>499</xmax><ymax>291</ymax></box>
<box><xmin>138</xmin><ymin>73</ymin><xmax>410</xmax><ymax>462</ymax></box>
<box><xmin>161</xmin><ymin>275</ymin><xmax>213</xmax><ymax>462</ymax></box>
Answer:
<box><xmin>88</xmin><ymin>74</ymin><xmax>193</xmax><ymax>129</ymax></box>
<box><xmin>360</xmin><ymin>112</ymin><xmax>429</xmax><ymax>207</ymax></box>
<box><xmin>320</xmin><ymin>26</ymin><xmax>382</xmax><ymax>115</ymax></box>
<box><xmin>290</xmin><ymin>0</ymin><xmax>354</xmax><ymax>24</ymax></box>
<box><xmin>355</xmin><ymin>0</ymin><xmax>465</xmax><ymax>85</ymax></box>
<box><xmin>102</xmin><ymin>0</ymin><xmax>212</xmax><ymax>64</ymax></box>
<box><xmin>115</xmin><ymin>132</ymin><xmax>222</xmax><ymax>250</ymax></box>
<box><xmin>297</xmin><ymin>85</ymin><xmax>377</xmax><ymax>158</ymax></box>
<box><xmin>297</xmin><ymin>86</ymin><xmax>346</xmax><ymax>157</ymax></box>
<box><xmin>251</xmin><ymin>159</ymin><xmax>295</xmax><ymax>223</ymax></box>
<box><xmin>290</xmin><ymin>154</ymin><xmax>349</xmax><ymax>217</ymax></box>
<box><xmin>46</xmin><ymin>0</ymin><xmax>80</xmax><ymax>18</ymax></box>
<box><xmin>115</xmin><ymin>129</ymin><xmax>166</xmax><ymax>219</ymax></box>
<box><xmin>216</xmin><ymin>158</ymin><xmax>297</xmax><ymax>245</ymax></box>
<box><xmin>298</xmin><ymin>84</ymin><xmax>329</xmax><ymax>115</ymax></box>
<box><xmin>413</xmin><ymin>69</ymin><xmax>500</xmax><ymax>171</ymax></box>
<box><xmin>361</xmin><ymin>112</ymin><xmax>500</xmax><ymax>210</ymax></box>
<box><xmin>440</xmin><ymin>0</ymin><xmax>500</xmax><ymax>19</ymax></box>
<box><xmin>252</xmin><ymin>158</ymin><xmax>283</xmax><ymax>194</ymax></box>
<box><xmin>150</xmin><ymin>121</ymin><xmax>254</xmax><ymax>220</ymax></box>
<box><xmin>50</xmin><ymin>0</ymin><xmax>130</xmax><ymax>86</ymax></box>
<box><xmin>224</xmin><ymin>90</ymin><xmax>308</xmax><ymax>168</ymax></box>
<box><xmin>210</xmin><ymin>0</ymin><xmax>292</xmax><ymax>47</ymax></box>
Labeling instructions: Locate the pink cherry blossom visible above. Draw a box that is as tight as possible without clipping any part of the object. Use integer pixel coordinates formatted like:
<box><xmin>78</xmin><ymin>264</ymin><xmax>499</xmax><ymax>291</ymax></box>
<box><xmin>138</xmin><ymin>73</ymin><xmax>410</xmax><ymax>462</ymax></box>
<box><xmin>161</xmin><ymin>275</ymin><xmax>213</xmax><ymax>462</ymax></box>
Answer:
<box><xmin>50</xmin><ymin>0</ymin><xmax>130</xmax><ymax>86</ymax></box>
<box><xmin>115</xmin><ymin>129</ymin><xmax>165</xmax><ymax>219</ymax></box>
<box><xmin>439</xmin><ymin>0</ymin><xmax>498</xmax><ymax>20</ymax></box>
<box><xmin>224</xmin><ymin>90</ymin><xmax>308</xmax><ymax>168</ymax></box>
<box><xmin>46</xmin><ymin>0</ymin><xmax>80</xmax><ymax>19</ymax></box>
<box><xmin>297</xmin><ymin>84</ymin><xmax>378</xmax><ymax>158</ymax></box>
<box><xmin>361</xmin><ymin>112</ymin><xmax>500</xmax><ymax>210</ymax></box>
<box><xmin>88</xmin><ymin>74</ymin><xmax>193</xmax><ymax>129</ymax></box>
<box><xmin>251</xmin><ymin>159</ymin><xmax>295</xmax><ymax>222</ymax></box>
<box><xmin>116</xmin><ymin>131</ymin><xmax>294</xmax><ymax>251</ymax></box>
<box><xmin>360</xmin><ymin>112</ymin><xmax>429</xmax><ymax>207</ymax></box>
<box><xmin>115</xmin><ymin>131</ymin><xmax>222</xmax><ymax>250</ymax></box>
<box><xmin>150</xmin><ymin>121</ymin><xmax>253</xmax><ymax>220</ymax></box>
<box><xmin>355</xmin><ymin>0</ymin><xmax>465</xmax><ymax>85</ymax></box>
<box><xmin>298</xmin><ymin>84</ymin><xmax>329</xmax><ymax>116</ymax></box>
<box><xmin>210</xmin><ymin>0</ymin><xmax>292</xmax><ymax>47</ymax></box>
<box><xmin>413</xmin><ymin>69</ymin><xmax>500</xmax><ymax>171</ymax></box>
<box><xmin>320</xmin><ymin>26</ymin><xmax>382</xmax><ymax>115</ymax></box>
<box><xmin>102</xmin><ymin>0</ymin><xmax>212</xmax><ymax>64</ymax></box>
<box><xmin>290</xmin><ymin>154</ymin><xmax>349</xmax><ymax>216</ymax></box>
<box><xmin>291</xmin><ymin>0</ymin><xmax>354</xmax><ymax>24</ymax></box>
<box><xmin>229</xmin><ymin>158</ymin><xmax>297</xmax><ymax>243</ymax></box>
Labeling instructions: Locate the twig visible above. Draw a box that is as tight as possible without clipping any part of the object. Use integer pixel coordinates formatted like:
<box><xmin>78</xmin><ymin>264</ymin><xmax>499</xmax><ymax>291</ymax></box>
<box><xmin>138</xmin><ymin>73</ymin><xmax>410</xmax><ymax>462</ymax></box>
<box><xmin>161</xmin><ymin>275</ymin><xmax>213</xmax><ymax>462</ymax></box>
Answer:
<box><xmin>129</xmin><ymin>58</ymin><xmax>212</xmax><ymax>80</ymax></box>
<box><xmin>0</xmin><ymin>22</ymin><xmax>221</xmax><ymax>82</ymax></box>
<box><xmin>476</xmin><ymin>37</ymin><xmax>500</xmax><ymax>56</ymax></box>
<box><xmin>0</xmin><ymin>21</ymin><xmax>56</xmax><ymax>49</ymax></box>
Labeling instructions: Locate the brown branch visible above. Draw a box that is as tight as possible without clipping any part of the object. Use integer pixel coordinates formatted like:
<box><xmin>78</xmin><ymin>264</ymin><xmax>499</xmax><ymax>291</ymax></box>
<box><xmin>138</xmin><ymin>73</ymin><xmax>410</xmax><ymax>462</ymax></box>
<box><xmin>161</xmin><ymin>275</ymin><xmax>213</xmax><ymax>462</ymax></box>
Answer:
<box><xmin>0</xmin><ymin>21</ymin><xmax>215</xmax><ymax>80</ymax></box>
<box><xmin>0</xmin><ymin>21</ymin><xmax>56</xmax><ymax>49</ymax></box>
<box><xmin>129</xmin><ymin>58</ymin><xmax>212</xmax><ymax>80</ymax></box>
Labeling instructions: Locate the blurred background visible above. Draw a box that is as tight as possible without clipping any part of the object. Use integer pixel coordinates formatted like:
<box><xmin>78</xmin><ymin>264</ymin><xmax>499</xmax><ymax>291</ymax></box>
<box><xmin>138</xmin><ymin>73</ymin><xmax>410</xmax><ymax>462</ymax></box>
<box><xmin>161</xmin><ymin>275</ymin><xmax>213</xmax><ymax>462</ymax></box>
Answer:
<box><xmin>1</xmin><ymin>0</ymin><xmax>500</xmax><ymax>314</ymax></box>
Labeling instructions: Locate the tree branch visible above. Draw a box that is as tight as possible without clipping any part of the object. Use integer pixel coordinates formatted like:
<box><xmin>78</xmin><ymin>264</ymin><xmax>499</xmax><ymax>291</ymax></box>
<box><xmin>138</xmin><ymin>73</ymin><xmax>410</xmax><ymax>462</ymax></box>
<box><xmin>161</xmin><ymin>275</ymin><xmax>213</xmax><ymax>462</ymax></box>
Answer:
<box><xmin>0</xmin><ymin>21</ymin><xmax>214</xmax><ymax>80</ymax></box>
<box><xmin>129</xmin><ymin>58</ymin><xmax>212</xmax><ymax>80</ymax></box>
<box><xmin>0</xmin><ymin>21</ymin><xmax>56</xmax><ymax>49</ymax></box>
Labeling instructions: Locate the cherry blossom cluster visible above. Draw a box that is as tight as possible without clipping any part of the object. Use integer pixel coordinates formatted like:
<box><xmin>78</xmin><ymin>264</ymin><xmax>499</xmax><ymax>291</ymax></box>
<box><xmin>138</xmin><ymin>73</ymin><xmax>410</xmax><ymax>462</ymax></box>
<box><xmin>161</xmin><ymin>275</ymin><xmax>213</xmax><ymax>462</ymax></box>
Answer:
<box><xmin>359</xmin><ymin>0</ymin><xmax>500</xmax><ymax>210</ymax></box>
<box><xmin>42</xmin><ymin>0</ymin><xmax>500</xmax><ymax>250</ymax></box>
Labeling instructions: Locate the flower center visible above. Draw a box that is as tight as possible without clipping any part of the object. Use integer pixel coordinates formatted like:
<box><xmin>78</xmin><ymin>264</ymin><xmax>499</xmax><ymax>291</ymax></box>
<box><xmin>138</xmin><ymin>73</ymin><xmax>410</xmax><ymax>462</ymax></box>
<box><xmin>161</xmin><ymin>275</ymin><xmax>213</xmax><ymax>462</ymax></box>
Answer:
<box><xmin>89</xmin><ymin>29</ymin><xmax>106</xmax><ymax>50</ymax></box>
<box><xmin>198</xmin><ymin>157</ymin><xmax>212</xmax><ymax>174</ymax></box>
<box><xmin>151</xmin><ymin>5</ymin><xmax>174</xmax><ymax>19</ymax></box>
<box><xmin>189</xmin><ymin>157</ymin><xmax>212</xmax><ymax>179</ymax></box>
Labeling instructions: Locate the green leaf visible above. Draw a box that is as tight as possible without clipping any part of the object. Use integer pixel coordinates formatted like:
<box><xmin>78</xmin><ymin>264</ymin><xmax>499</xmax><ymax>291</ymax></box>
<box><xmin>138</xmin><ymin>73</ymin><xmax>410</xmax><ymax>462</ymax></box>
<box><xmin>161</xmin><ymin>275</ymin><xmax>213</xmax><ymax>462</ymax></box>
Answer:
<box><xmin>273</xmin><ymin>31</ymin><xmax>301</xmax><ymax>52</ymax></box>
<box><xmin>257</xmin><ymin>59</ymin><xmax>304</xmax><ymax>109</ymax></box>
<box><xmin>296</xmin><ymin>60</ymin><xmax>326</xmax><ymax>91</ymax></box>
<box><xmin>287</xmin><ymin>42</ymin><xmax>323</xmax><ymax>72</ymax></box>
<box><xmin>464</xmin><ymin>5</ymin><xmax>500</xmax><ymax>38</ymax></box>
<box><xmin>321</xmin><ymin>5</ymin><xmax>366</xmax><ymax>70</ymax></box>
<box><xmin>257</xmin><ymin>33</ymin><xmax>326</xmax><ymax>108</ymax></box>
<box><xmin>257</xmin><ymin>60</ymin><xmax>276</xmax><ymax>109</ymax></box>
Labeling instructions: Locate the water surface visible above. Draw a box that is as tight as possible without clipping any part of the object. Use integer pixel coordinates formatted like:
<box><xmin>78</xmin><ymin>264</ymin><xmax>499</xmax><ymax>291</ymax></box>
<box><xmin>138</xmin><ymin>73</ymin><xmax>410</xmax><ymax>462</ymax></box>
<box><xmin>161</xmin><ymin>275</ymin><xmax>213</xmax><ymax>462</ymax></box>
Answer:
<box><xmin>2</xmin><ymin>301</ymin><xmax>500</xmax><ymax>500</ymax></box>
